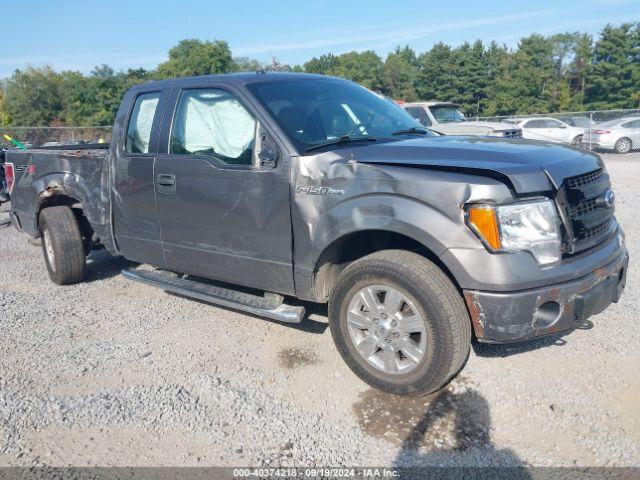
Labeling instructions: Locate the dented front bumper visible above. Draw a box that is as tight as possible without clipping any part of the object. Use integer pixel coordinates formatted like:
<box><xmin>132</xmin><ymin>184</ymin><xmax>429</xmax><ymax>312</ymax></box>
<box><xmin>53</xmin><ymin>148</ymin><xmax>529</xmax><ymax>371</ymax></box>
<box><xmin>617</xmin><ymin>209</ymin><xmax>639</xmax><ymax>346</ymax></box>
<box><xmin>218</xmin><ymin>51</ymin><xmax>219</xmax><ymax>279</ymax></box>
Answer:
<box><xmin>463</xmin><ymin>248</ymin><xmax>629</xmax><ymax>343</ymax></box>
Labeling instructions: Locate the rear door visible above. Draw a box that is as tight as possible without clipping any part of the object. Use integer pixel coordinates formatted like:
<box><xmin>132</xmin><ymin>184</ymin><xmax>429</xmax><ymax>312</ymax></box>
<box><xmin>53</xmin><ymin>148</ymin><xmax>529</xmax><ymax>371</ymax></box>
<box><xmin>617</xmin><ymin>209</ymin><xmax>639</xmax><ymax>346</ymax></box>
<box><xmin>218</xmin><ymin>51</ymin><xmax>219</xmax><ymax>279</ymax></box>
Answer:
<box><xmin>112</xmin><ymin>88</ymin><xmax>169</xmax><ymax>266</ymax></box>
<box><xmin>521</xmin><ymin>119</ymin><xmax>547</xmax><ymax>140</ymax></box>
<box><xmin>154</xmin><ymin>84</ymin><xmax>294</xmax><ymax>294</ymax></box>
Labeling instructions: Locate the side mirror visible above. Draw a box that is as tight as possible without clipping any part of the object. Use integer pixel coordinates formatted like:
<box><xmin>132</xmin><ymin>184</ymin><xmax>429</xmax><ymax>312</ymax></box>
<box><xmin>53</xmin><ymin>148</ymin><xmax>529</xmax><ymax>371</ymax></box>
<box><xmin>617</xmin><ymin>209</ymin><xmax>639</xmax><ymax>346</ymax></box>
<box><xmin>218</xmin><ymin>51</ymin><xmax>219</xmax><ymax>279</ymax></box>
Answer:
<box><xmin>256</xmin><ymin>125</ymin><xmax>279</xmax><ymax>168</ymax></box>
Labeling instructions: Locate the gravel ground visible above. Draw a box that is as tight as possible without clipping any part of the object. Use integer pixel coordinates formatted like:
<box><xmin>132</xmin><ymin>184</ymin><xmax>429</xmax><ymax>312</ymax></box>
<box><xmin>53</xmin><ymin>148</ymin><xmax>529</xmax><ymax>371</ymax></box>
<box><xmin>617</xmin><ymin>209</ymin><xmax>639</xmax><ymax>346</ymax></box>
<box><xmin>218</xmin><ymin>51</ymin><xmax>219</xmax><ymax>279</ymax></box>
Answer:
<box><xmin>0</xmin><ymin>154</ymin><xmax>638</xmax><ymax>468</ymax></box>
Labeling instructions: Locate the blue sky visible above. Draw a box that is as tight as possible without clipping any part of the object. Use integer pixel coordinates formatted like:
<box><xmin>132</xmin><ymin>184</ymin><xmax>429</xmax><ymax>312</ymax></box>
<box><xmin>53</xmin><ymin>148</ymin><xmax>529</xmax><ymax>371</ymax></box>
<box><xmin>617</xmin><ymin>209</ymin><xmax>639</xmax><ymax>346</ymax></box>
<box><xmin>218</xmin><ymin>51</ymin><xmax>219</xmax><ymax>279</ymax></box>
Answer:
<box><xmin>2</xmin><ymin>0</ymin><xmax>639</xmax><ymax>77</ymax></box>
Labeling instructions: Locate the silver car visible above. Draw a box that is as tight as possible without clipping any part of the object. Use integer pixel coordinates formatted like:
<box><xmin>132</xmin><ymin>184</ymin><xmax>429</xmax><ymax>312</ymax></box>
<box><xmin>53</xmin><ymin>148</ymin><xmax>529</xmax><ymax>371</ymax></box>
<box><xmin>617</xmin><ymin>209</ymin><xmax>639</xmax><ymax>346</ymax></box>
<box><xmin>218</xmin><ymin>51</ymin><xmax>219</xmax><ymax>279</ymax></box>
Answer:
<box><xmin>587</xmin><ymin>116</ymin><xmax>640</xmax><ymax>153</ymax></box>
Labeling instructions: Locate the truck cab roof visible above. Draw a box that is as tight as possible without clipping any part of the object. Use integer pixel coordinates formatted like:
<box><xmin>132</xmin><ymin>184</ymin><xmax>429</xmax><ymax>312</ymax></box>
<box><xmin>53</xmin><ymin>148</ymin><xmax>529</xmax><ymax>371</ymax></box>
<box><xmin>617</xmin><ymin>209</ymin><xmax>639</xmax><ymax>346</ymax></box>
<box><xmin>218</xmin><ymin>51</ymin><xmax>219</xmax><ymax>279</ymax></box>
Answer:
<box><xmin>128</xmin><ymin>72</ymin><xmax>341</xmax><ymax>93</ymax></box>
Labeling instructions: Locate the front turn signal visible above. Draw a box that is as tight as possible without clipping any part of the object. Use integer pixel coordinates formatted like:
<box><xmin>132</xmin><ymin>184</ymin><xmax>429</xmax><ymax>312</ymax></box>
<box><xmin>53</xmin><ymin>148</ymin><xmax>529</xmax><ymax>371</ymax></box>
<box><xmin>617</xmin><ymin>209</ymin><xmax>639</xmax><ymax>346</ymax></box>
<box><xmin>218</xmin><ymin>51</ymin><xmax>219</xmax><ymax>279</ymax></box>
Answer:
<box><xmin>468</xmin><ymin>206</ymin><xmax>501</xmax><ymax>250</ymax></box>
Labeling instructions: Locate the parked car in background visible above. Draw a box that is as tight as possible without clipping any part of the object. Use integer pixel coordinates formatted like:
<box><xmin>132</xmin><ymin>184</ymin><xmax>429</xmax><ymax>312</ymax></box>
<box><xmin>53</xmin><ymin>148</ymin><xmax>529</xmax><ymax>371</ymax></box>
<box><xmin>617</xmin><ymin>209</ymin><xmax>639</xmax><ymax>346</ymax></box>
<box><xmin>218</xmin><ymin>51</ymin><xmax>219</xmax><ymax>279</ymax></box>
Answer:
<box><xmin>587</xmin><ymin>117</ymin><xmax>640</xmax><ymax>153</ymax></box>
<box><xmin>402</xmin><ymin>101</ymin><xmax>521</xmax><ymax>138</ymax></box>
<box><xmin>510</xmin><ymin>117</ymin><xmax>585</xmax><ymax>145</ymax></box>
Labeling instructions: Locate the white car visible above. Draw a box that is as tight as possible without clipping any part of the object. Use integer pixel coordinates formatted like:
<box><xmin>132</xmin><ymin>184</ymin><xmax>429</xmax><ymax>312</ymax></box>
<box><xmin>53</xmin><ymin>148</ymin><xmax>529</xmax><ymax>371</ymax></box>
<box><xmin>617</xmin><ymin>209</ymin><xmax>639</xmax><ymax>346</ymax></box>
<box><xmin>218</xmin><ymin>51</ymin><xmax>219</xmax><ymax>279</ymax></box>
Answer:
<box><xmin>512</xmin><ymin>117</ymin><xmax>585</xmax><ymax>145</ymax></box>
<box><xmin>586</xmin><ymin>116</ymin><xmax>640</xmax><ymax>154</ymax></box>
<box><xmin>402</xmin><ymin>102</ymin><xmax>522</xmax><ymax>138</ymax></box>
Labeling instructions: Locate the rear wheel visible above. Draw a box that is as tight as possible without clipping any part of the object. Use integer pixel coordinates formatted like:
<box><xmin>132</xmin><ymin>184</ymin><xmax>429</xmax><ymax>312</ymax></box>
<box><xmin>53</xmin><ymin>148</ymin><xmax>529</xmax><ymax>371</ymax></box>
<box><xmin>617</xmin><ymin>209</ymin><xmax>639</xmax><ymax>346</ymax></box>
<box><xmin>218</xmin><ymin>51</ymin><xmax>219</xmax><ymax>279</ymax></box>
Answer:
<box><xmin>571</xmin><ymin>135</ymin><xmax>583</xmax><ymax>146</ymax></box>
<box><xmin>328</xmin><ymin>250</ymin><xmax>471</xmax><ymax>396</ymax></box>
<box><xmin>614</xmin><ymin>137</ymin><xmax>632</xmax><ymax>154</ymax></box>
<box><xmin>39</xmin><ymin>206</ymin><xmax>86</xmax><ymax>285</ymax></box>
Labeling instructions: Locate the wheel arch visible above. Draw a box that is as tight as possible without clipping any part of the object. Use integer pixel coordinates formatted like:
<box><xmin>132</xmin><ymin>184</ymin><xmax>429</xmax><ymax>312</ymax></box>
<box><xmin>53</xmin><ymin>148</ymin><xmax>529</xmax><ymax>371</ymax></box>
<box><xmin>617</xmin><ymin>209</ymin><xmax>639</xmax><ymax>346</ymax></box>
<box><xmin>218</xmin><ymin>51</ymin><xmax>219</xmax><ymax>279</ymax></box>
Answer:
<box><xmin>35</xmin><ymin>182</ymin><xmax>94</xmax><ymax>249</ymax></box>
<box><xmin>309</xmin><ymin>228</ymin><xmax>462</xmax><ymax>302</ymax></box>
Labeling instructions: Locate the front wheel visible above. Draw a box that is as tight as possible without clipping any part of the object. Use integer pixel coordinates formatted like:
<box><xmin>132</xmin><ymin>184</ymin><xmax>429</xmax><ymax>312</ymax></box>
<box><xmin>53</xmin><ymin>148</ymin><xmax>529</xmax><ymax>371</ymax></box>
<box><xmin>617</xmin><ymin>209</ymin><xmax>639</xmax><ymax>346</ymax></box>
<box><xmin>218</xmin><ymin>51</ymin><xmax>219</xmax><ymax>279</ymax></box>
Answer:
<box><xmin>40</xmin><ymin>206</ymin><xmax>87</xmax><ymax>285</ymax></box>
<box><xmin>328</xmin><ymin>250</ymin><xmax>471</xmax><ymax>396</ymax></box>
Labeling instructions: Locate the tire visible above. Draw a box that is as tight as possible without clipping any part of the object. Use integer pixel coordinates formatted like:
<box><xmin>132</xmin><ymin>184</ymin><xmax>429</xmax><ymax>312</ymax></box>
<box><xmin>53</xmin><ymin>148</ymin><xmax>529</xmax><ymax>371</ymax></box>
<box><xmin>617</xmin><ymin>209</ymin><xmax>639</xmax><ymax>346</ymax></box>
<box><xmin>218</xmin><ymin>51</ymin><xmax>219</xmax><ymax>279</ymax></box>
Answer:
<box><xmin>328</xmin><ymin>250</ymin><xmax>471</xmax><ymax>396</ymax></box>
<box><xmin>571</xmin><ymin>135</ymin><xmax>583</xmax><ymax>146</ymax></box>
<box><xmin>39</xmin><ymin>206</ymin><xmax>86</xmax><ymax>285</ymax></box>
<box><xmin>614</xmin><ymin>137</ymin><xmax>632</xmax><ymax>154</ymax></box>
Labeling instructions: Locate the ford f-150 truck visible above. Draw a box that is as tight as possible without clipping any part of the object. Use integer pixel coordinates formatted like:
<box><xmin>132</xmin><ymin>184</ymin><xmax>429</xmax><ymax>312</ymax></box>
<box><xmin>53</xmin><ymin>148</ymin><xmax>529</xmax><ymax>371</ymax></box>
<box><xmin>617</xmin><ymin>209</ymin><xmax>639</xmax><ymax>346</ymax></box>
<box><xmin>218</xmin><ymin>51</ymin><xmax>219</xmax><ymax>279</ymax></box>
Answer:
<box><xmin>6</xmin><ymin>73</ymin><xmax>628</xmax><ymax>395</ymax></box>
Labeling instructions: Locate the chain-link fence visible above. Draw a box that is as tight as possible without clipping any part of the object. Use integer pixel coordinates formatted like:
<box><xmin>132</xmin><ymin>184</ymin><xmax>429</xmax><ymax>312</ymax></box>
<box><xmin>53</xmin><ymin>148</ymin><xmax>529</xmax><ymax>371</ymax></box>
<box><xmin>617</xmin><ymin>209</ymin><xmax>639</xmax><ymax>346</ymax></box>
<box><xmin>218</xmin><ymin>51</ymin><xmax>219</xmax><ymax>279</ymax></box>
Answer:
<box><xmin>471</xmin><ymin>109</ymin><xmax>640</xmax><ymax>159</ymax></box>
<box><xmin>0</xmin><ymin>126</ymin><xmax>112</xmax><ymax>148</ymax></box>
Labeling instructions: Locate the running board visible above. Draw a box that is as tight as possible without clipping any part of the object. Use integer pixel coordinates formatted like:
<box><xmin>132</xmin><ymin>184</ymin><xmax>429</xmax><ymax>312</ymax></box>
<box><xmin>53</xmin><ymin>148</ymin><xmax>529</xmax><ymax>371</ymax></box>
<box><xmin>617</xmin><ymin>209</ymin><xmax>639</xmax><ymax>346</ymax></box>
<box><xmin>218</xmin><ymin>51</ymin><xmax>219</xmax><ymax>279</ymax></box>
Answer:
<box><xmin>122</xmin><ymin>269</ymin><xmax>305</xmax><ymax>323</ymax></box>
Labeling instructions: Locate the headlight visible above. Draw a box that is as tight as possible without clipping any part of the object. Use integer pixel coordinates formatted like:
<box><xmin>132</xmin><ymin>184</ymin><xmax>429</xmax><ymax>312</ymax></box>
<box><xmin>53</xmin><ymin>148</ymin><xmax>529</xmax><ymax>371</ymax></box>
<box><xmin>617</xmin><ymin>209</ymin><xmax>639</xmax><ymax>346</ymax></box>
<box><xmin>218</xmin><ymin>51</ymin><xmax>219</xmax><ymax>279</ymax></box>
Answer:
<box><xmin>467</xmin><ymin>199</ymin><xmax>561</xmax><ymax>265</ymax></box>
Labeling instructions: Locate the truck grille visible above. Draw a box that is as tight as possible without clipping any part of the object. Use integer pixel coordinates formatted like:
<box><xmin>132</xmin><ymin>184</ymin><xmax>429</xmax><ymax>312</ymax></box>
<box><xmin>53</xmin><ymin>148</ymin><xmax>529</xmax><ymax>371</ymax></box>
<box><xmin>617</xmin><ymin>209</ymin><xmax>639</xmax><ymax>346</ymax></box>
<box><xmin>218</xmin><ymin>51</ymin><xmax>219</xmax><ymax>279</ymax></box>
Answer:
<box><xmin>561</xmin><ymin>167</ymin><xmax>615</xmax><ymax>254</ymax></box>
<box><xmin>566</xmin><ymin>168</ymin><xmax>603</xmax><ymax>189</ymax></box>
<box><xmin>501</xmin><ymin>129</ymin><xmax>522</xmax><ymax>138</ymax></box>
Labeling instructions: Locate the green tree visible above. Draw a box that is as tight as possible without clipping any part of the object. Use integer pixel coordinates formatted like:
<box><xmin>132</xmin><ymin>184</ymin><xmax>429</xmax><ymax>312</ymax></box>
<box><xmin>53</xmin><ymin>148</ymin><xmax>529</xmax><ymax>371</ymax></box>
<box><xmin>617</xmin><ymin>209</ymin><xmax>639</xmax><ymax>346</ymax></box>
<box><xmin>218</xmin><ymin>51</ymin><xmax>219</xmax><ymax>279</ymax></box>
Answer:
<box><xmin>416</xmin><ymin>43</ymin><xmax>457</xmax><ymax>103</ymax></box>
<box><xmin>486</xmin><ymin>34</ymin><xmax>556</xmax><ymax>114</ymax></box>
<box><xmin>450</xmin><ymin>41</ymin><xmax>491</xmax><ymax>116</ymax></box>
<box><xmin>304</xmin><ymin>53</ymin><xmax>340</xmax><ymax>75</ymax></box>
<box><xmin>382</xmin><ymin>46</ymin><xmax>418</xmax><ymax>100</ymax></box>
<box><xmin>157</xmin><ymin>39</ymin><xmax>234</xmax><ymax>78</ymax></box>
<box><xmin>304</xmin><ymin>51</ymin><xmax>383</xmax><ymax>89</ymax></box>
<box><xmin>263</xmin><ymin>56</ymin><xmax>300</xmax><ymax>72</ymax></box>
<box><xmin>63</xmin><ymin>66</ymin><xmax>150</xmax><ymax>126</ymax></box>
<box><xmin>567</xmin><ymin>33</ymin><xmax>594</xmax><ymax>109</ymax></box>
<box><xmin>4</xmin><ymin>66</ymin><xmax>64</xmax><ymax>125</ymax></box>
<box><xmin>586</xmin><ymin>22</ymin><xmax>640</xmax><ymax>109</ymax></box>
<box><xmin>0</xmin><ymin>86</ymin><xmax>10</xmax><ymax>126</ymax></box>
<box><xmin>334</xmin><ymin>51</ymin><xmax>383</xmax><ymax>90</ymax></box>
<box><xmin>478</xmin><ymin>42</ymin><xmax>511</xmax><ymax>115</ymax></box>
<box><xmin>232</xmin><ymin>56</ymin><xmax>263</xmax><ymax>72</ymax></box>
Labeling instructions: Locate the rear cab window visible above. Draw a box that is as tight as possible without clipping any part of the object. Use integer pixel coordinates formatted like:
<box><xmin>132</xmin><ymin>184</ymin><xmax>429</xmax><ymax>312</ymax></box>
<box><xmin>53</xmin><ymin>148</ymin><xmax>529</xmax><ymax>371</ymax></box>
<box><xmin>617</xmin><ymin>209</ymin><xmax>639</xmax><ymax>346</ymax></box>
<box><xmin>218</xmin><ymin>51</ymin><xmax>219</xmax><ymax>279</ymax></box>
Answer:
<box><xmin>125</xmin><ymin>92</ymin><xmax>162</xmax><ymax>154</ymax></box>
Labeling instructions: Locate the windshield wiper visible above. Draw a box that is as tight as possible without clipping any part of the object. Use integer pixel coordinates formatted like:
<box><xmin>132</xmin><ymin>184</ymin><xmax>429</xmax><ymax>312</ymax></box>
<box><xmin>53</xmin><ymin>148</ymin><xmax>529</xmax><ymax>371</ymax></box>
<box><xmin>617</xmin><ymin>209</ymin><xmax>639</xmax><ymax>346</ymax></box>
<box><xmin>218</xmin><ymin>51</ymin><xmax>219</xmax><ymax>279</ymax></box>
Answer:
<box><xmin>391</xmin><ymin>127</ymin><xmax>429</xmax><ymax>136</ymax></box>
<box><xmin>305</xmin><ymin>135</ymin><xmax>378</xmax><ymax>153</ymax></box>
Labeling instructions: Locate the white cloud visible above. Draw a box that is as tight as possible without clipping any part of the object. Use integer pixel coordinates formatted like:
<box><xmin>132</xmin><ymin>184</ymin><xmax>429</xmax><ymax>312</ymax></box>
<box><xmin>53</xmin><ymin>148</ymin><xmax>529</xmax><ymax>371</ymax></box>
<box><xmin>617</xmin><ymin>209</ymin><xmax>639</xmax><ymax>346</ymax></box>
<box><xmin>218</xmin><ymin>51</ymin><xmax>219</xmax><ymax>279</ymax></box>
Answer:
<box><xmin>233</xmin><ymin>9</ymin><xmax>554</xmax><ymax>55</ymax></box>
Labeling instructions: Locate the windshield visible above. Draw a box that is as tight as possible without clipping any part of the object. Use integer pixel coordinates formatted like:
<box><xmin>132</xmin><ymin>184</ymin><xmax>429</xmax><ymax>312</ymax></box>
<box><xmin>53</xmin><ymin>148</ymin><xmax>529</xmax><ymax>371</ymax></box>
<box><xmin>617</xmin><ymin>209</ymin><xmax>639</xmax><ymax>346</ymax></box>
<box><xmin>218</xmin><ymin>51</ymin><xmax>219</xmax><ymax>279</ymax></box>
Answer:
<box><xmin>246</xmin><ymin>78</ymin><xmax>433</xmax><ymax>152</ymax></box>
<box><xmin>429</xmin><ymin>106</ymin><xmax>467</xmax><ymax>123</ymax></box>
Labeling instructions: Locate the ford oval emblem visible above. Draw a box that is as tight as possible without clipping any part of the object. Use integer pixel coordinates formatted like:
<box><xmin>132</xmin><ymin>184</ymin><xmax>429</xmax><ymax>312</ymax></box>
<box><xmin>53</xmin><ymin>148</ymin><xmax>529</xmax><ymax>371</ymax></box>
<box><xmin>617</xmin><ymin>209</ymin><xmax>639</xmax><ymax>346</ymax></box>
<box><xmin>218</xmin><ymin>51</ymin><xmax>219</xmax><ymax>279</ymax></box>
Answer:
<box><xmin>603</xmin><ymin>189</ymin><xmax>615</xmax><ymax>208</ymax></box>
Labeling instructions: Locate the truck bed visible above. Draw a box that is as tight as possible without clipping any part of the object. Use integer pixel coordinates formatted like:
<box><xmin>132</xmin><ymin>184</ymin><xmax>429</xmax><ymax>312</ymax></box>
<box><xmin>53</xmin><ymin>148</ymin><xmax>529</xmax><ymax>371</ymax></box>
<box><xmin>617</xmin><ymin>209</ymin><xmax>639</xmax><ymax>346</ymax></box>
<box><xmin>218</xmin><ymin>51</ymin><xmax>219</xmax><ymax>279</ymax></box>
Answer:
<box><xmin>6</xmin><ymin>145</ymin><xmax>111</xmax><ymax>240</ymax></box>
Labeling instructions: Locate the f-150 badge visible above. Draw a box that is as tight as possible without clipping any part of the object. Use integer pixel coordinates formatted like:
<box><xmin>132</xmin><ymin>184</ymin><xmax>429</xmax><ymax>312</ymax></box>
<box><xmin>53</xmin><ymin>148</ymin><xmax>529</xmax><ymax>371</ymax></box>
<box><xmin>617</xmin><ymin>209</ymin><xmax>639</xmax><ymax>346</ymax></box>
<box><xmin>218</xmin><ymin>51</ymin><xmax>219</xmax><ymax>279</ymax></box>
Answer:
<box><xmin>296</xmin><ymin>185</ymin><xmax>345</xmax><ymax>196</ymax></box>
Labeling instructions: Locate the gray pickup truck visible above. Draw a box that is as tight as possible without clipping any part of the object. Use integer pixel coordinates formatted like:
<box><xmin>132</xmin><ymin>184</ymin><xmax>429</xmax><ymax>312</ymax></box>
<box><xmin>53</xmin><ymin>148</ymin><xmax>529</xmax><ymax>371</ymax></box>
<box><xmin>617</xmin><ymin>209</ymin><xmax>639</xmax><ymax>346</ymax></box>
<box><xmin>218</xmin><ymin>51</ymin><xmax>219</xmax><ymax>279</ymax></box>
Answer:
<box><xmin>6</xmin><ymin>73</ymin><xmax>628</xmax><ymax>395</ymax></box>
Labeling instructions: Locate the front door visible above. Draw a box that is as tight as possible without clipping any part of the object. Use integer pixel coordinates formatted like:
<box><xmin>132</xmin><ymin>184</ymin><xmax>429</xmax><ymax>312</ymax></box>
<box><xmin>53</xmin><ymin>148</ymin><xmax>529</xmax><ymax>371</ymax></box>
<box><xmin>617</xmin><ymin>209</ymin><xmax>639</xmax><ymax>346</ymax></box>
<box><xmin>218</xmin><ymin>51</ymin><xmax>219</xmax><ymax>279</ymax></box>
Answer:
<box><xmin>154</xmin><ymin>86</ymin><xmax>294</xmax><ymax>294</ymax></box>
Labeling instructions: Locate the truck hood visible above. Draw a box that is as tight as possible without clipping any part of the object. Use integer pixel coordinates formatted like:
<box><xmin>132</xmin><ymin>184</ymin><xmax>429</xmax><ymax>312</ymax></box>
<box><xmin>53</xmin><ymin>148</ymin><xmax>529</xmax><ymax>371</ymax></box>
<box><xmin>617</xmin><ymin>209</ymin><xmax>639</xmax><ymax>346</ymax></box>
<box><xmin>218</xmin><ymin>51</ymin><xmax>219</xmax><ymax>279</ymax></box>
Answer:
<box><xmin>337</xmin><ymin>136</ymin><xmax>603</xmax><ymax>194</ymax></box>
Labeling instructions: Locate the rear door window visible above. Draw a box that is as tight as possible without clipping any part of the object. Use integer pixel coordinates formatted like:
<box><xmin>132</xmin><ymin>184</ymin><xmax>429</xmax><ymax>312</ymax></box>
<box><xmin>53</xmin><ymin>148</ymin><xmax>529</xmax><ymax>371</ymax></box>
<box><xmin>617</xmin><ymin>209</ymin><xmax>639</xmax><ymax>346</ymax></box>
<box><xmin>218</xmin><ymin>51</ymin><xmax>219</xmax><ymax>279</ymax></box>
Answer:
<box><xmin>170</xmin><ymin>88</ymin><xmax>256</xmax><ymax>166</ymax></box>
<box><xmin>524</xmin><ymin>120</ymin><xmax>545</xmax><ymax>129</ymax></box>
<box><xmin>544</xmin><ymin>119</ymin><xmax>563</xmax><ymax>128</ymax></box>
<box><xmin>125</xmin><ymin>92</ymin><xmax>161</xmax><ymax>154</ymax></box>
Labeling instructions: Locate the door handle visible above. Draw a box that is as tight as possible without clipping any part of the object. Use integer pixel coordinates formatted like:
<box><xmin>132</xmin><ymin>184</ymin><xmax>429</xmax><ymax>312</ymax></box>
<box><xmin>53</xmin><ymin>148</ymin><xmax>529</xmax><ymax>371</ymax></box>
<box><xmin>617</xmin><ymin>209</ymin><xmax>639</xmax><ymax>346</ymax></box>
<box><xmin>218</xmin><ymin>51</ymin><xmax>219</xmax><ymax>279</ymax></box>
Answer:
<box><xmin>156</xmin><ymin>174</ymin><xmax>176</xmax><ymax>193</ymax></box>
